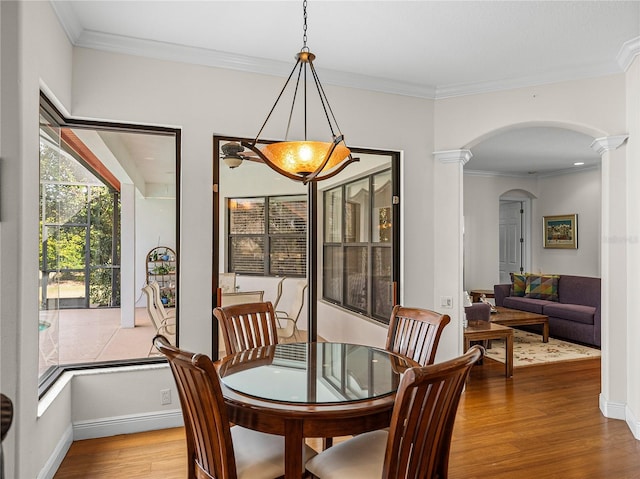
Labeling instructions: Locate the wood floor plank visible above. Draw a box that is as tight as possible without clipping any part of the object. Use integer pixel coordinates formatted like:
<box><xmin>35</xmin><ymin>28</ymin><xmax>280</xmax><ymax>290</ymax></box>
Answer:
<box><xmin>54</xmin><ymin>357</ymin><xmax>640</xmax><ymax>478</ymax></box>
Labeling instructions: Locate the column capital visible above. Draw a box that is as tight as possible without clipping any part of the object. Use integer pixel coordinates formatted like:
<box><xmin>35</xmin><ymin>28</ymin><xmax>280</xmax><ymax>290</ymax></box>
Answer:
<box><xmin>433</xmin><ymin>149</ymin><xmax>473</xmax><ymax>165</ymax></box>
<box><xmin>590</xmin><ymin>135</ymin><xmax>628</xmax><ymax>156</ymax></box>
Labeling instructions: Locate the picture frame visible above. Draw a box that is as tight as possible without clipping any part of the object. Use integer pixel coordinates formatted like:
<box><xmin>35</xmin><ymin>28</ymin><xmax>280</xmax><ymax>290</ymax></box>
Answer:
<box><xmin>543</xmin><ymin>214</ymin><xmax>578</xmax><ymax>249</ymax></box>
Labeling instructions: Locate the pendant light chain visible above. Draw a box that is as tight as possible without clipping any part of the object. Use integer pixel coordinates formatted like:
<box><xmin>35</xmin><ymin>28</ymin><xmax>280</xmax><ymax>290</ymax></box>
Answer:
<box><xmin>302</xmin><ymin>0</ymin><xmax>308</xmax><ymax>50</ymax></box>
<box><xmin>242</xmin><ymin>0</ymin><xmax>359</xmax><ymax>183</ymax></box>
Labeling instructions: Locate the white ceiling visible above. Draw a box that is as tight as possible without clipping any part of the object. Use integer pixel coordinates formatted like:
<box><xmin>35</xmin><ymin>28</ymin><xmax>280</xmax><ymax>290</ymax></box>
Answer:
<box><xmin>51</xmin><ymin>0</ymin><xmax>640</xmax><ymax>176</ymax></box>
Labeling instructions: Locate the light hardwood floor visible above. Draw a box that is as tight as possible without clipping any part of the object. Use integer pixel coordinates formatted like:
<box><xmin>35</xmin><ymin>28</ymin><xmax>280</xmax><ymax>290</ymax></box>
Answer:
<box><xmin>53</xmin><ymin>357</ymin><xmax>640</xmax><ymax>479</ymax></box>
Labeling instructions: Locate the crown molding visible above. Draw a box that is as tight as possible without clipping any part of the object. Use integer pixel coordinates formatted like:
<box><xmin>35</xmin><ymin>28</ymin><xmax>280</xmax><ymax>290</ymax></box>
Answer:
<box><xmin>75</xmin><ymin>30</ymin><xmax>438</xmax><ymax>99</ymax></box>
<box><xmin>434</xmin><ymin>149</ymin><xmax>473</xmax><ymax>165</ymax></box>
<box><xmin>436</xmin><ymin>61</ymin><xmax>621</xmax><ymax>99</ymax></box>
<box><xmin>55</xmin><ymin>16</ymin><xmax>634</xmax><ymax>101</ymax></box>
<box><xmin>49</xmin><ymin>0</ymin><xmax>83</xmax><ymax>44</ymax></box>
<box><xmin>464</xmin><ymin>163</ymin><xmax>600</xmax><ymax>179</ymax></box>
<box><xmin>617</xmin><ymin>36</ymin><xmax>640</xmax><ymax>72</ymax></box>
<box><xmin>590</xmin><ymin>135</ymin><xmax>629</xmax><ymax>156</ymax></box>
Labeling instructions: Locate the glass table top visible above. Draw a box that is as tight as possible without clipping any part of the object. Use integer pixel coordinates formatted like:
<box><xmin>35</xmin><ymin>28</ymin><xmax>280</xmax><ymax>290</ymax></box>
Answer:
<box><xmin>218</xmin><ymin>342</ymin><xmax>414</xmax><ymax>404</ymax></box>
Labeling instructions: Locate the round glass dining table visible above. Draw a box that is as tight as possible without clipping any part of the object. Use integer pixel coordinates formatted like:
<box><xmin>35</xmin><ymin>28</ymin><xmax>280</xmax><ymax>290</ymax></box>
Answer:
<box><xmin>215</xmin><ymin>342</ymin><xmax>418</xmax><ymax>479</ymax></box>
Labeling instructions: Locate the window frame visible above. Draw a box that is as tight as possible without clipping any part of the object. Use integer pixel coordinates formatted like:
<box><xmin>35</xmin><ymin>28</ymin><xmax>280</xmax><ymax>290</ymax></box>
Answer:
<box><xmin>321</xmin><ymin>151</ymin><xmax>400</xmax><ymax>325</ymax></box>
<box><xmin>38</xmin><ymin>92</ymin><xmax>181</xmax><ymax>398</ymax></box>
<box><xmin>227</xmin><ymin>194</ymin><xmax>308</xmax><ymax>278</ymax></box>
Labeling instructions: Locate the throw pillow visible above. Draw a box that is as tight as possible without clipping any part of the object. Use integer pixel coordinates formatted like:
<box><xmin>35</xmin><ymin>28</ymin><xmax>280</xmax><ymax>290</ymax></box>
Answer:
<box><xmin>525</xmin><ymin>274</ymin><xmax>559</xmax><ymax>301</ymax></box>
<box><xmin>510</xmin><ymin>273</ymin><xmax>527</xmax><ymax>297</ymax></box>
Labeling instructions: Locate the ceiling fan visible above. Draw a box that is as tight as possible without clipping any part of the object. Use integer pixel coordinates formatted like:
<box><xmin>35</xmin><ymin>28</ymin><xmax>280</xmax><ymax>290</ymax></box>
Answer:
<box><xmin>220</xmin><ymin>141</ymin><xmax>263</xmax><ymax>169</ymax></box>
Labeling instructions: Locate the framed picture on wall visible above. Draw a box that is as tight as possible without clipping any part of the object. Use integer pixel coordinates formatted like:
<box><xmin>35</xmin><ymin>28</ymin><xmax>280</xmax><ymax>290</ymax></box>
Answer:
<box><xmin>543</xmin><ymin>214</ymin><xmax>578</xmax><ymax>249</ymax></box>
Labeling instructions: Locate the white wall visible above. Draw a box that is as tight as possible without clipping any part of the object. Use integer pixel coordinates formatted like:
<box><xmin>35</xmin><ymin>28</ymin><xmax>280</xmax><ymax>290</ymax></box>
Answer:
<box><xmin>625</xmin><ymin>55</ymin><xmax>640</xmax><ymax>437</ymax></box>
<box><xmin>70</xmin><ymin>46</ymin><xmax>439</xmax><ymax>356</ymax></box>
<box><xmin>536</xmin><ymin>168</ymin><xmax>601</xmax><ymax>276</ymax></box>
<box><xmin>1</xmin><ymin>2</ymin><xmax>74</xmax><ymax>478</ymax></box>
<box><xmin>463</xmin><ymin>174</ymin><xmax>538</xmax><ymax>290</ymax></box>
<box><xmin>463</xmin><ymin>167</ymin><xmax>601</xmax><ymax>291</ymax></box>
<box><xmin>135</xmin><ymin>195</ymin><xmax>177</xmax><ymax>307</ymax></box>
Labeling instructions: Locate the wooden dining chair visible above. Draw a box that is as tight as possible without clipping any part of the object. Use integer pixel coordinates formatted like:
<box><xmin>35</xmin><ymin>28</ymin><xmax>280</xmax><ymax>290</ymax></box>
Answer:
<box><xmin>153</xmin><ymin>335</ymin><xmax>316</xmax><ymax>479</ymax></box>
<box><xmin>305</xmin><ymin>345</ymin><xmax>484</xmax><ymax>479</ymax></box>
<box><xmin>386</xmin><ymin>305</ymin><xmax>451</xmax><ymax>366</ymax></box>
<box><xmin>213</xmin><ymin>301</ymin><xmax>279</xmax><ymax>356</ymax></box>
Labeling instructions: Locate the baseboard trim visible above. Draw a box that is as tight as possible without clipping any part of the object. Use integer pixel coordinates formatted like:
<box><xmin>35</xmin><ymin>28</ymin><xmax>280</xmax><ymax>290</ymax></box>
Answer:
<box><xmin>37</xmin><ymin>424</ymin><xmax>73</xmax><ymax>479</ymax></box>
<box><xmin>73</xmin><ymin>409</ymin><xmax>183</xmax><ymax>440</ymax></box>
<box><xmin>626</xmin><ymin>405</ymin><xmax>640</xmax><ymax>440</ymax></box>
<box><xmin>599</xmin><ymin>393</ymin><xmax>626</xmax><ymax>420</ymax></box>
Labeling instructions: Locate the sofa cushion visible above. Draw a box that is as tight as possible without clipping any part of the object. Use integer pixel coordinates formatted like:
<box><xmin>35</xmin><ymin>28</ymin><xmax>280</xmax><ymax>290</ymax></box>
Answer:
<box><xmin>558</xmin><ymin>275</ymin><xmax>600</xmax><ymax>308</ymax></box>
<box><xmin>502</xmin><ymin>296</ymin><xmax>548</xmax><ymax>314</ymax></box>
<box><xmin>543</xmin><ymin>303</ymin><xmax>596</xmax><ymax>325</ymax></box>
<box><xmin>510</xmin><ymin>273</ymin><xmax>527</xmax><ymax>297</ymax></box>
<box><xmin>525</xmin><ymin>274</ymin><xmax>559</xmax><ymax>301</ymax></box>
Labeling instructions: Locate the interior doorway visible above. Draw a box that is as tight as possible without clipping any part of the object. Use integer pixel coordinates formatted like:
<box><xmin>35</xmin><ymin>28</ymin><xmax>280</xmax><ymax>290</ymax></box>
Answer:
<box><xmin>499</xmin><ymin>195</ymin><xmax>532</xmax><ymax>283</ymax></box>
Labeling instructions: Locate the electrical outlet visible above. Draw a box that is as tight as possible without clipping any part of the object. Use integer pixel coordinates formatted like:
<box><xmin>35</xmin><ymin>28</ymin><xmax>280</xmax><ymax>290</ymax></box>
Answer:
<box><xmin>440</xmin><ymin>296</ymin><xmax>453</xmax><ymax>309</ymax></box>
<box><xmin>160</xmin><ymin>389</ymin><xmax>171</xmax><ymax>405</ymax></box>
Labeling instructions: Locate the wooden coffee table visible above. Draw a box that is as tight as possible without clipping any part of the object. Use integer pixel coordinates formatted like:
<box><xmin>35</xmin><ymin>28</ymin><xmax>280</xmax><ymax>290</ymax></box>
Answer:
<box><xmin>491</xmin><ymin>306</ymin><xmax>549</xmax><ymax>342</ymax></box>
<box><xmin>470</xmin><ymin>289</ymin><xmax>495</xmax><ymax>303</ymax></box>
<box><xmin>464</xmin><ymin>322</ymin><xmax>513</xmax><ymax>378</ymax></box>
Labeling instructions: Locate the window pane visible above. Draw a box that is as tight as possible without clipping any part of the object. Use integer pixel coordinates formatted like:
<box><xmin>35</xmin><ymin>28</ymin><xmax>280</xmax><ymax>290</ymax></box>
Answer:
<box><xmin>323</xmin><ymin>246</ymin><xmax>343</xmax><ymax>302</ymax></box>
<box><xmin>90</xmin><ymin>267</ymin><xmax>118</xmax><ymax>307</ymax></box>
<box><xmin>372</xmin><ymin>170</ymin><xmax>392</xmax><ymax>243</ymax></box>
<box><xmin>269</xmin><ymin>195</ymin><xmax>306</xmax><ymax>234</ymax></box>
<box><xmin>55</xmin><ymin>226</ymin><xmax>87</xmax><ymax>270</ymax></box>
<box><xmin>89</xmin><ymin>186</ymin><xmax>118</xmax><ymax>266</ymax></box>
<box><xmin>230</xmin><ymin>236</ymin><xmax>265</xmax><ymax>274</ymax></box>
<box><xmin>345</xmin><ymin>246</ymin><xmax>368</xmax><ymax>312</ymax></box>
<box><xmin>324</xmin><ymin>187</ymin><xmax>342</xmax><ymax>242</ymax></box>
<box><xmin>229</xmin><ymin>198</ymin><xmax>265</xmax><ymax>234</ymax></box>
<box><xmin>372</xmin><ymin>246</ymin><xmax>393</xmax><ymax>319</ymax></box>
<box><xmin>270</xmin><ymin>237</ymin><xmax>306</xmax><ymax>276</ymax></box>
<box><xmin>345</xmin><ymin>179</ymin><xmax>370</xmax><ymax>243</ymax></box>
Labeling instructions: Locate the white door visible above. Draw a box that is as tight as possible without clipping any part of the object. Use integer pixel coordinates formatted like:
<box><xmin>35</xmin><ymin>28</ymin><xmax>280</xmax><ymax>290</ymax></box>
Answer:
<box><xmin>499</xmin><ymin>201</ymin><xmax>523</xmax><ymax>283</ymax></box>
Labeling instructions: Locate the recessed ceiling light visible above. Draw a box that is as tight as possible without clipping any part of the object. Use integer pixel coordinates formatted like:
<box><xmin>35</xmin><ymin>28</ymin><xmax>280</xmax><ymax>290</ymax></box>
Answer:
<box><xmin>144</xmin><ymin>156</ymin><xmax>155</xmax><ymax>161</ymax></box>
<box><xmin>574</xmin><ymin>162</ymin><xmax>584</xmax><ymax>166</ymax></box>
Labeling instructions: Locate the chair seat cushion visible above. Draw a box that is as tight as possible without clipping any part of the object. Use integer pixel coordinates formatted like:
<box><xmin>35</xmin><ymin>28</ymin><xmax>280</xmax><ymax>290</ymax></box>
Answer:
<box><xmin>232</xmin><ymin>426</ymin><xmax>317</xmax><ymax>479</ymax></box>
<box><xmin>305</xmin><ymin>429</ymin><xmax>387</xmax><ymax>479</ymax></box>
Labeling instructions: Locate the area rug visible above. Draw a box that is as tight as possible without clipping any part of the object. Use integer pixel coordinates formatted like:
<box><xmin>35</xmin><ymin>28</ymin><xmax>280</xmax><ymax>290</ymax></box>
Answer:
<box><xmin>484</xmin><ymin>329</ymin><xmax>600</xmax><ymax>367</ymax></box>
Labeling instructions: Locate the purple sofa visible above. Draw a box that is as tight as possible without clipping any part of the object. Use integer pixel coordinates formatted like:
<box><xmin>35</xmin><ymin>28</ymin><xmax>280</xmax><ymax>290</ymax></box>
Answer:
<box><xmin>494</xmin><ymin>275</ymin><xmax>601</xmax><ymax>347</ymax></box>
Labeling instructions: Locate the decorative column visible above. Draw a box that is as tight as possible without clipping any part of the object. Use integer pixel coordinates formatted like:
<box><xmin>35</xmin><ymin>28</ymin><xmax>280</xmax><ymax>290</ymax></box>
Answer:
<box><xmin>590</xmin><ymin>135</ymin><xmax>628</xmax><ymax>421</ymax></box>
<box><xmin>432</xmin><ymin>149</ymin><xmax>472</xmax><ymax>356</ymax></box>
<box><xmin>120</xmin><ymin>182</ymin><xmax>136</xmax><ymax>328</ymax></box>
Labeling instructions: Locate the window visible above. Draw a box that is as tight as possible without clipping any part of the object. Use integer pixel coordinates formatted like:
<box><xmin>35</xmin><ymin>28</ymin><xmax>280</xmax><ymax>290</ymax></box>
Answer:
<box><xmin>322</xmin><ymin>168</ymin><xmax>397</xmax><ymax>323</ymax></box>
<box><xmin>228</xmin><ymin>195</ymin><xmax>307</xmax><ymax>277</ymax></box>
<box><xmin>38</xmin><ymin>93</ymin><xmax>180</xmax><ymax>395</ymax></box>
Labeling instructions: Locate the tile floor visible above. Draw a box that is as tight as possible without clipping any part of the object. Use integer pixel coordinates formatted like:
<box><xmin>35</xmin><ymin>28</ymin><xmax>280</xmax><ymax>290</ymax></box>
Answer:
<box><xmin>38</xmin><ymin>306</ymin><xmax>313</xmax><ymax>377</ymax></box>
<box><xmin>38</xmin><ymin>307</ymin><xmax>165</xmax><ymax>376</ymax></box>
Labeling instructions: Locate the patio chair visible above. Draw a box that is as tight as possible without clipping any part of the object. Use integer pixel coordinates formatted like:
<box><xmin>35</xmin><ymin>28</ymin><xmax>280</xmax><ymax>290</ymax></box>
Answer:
<box><xmin>153</xmin><ymin>335</ymin><xmax>316</xmax><ymax>479</ymax></box>
<box><xmin>142</xmin><ymin>285</ymin><xmax>175</xmax><ymax>354</ymax></box>
<box><xmin>149</xmin><ymin>281</ymin><xmax>176</xmax><ymax>321</ymax></box>
<box><xmin>305</xmin><ymin>345</ymin><xmax>484</xmax><ymax>479</ymax></box>
<box><xmin>272</xmin><ymin>276</ymin><xmax>287</xmax><ymax>310</ymax></box>
<box><xmin>386</xmin><ymin>305</ymin><xmax>451</xmax><ymax>366</ymax></box>
<box><xmin>276</xmin><ymin>280</ymin><xmax>307</xmax><ymax>341</ymax></box>
<box><xmin>213</xmin><ymin>301</ymin><xmax>279</xmax><ymax>355</ymax></box>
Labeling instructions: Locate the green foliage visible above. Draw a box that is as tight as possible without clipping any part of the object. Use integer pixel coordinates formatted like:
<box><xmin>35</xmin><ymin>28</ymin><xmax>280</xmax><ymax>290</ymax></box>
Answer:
<box><xmin>40</xmin><ymin>139</ymin><xmax>121</xmax><ymax>308</ymax></box>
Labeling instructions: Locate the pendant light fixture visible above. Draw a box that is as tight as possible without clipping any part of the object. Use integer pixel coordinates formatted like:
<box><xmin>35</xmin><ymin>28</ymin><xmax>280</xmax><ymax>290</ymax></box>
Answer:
<box><xmin>241</xmin><ymin>0</ymin><xmax>358</xmax><ymax>183</ymax></box>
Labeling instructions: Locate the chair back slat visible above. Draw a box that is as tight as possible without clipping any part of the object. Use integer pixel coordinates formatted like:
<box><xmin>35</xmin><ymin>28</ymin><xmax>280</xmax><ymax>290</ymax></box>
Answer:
<box><xmin>154</xmin><ymin>335</ymin><xmax>238</xmax><ymax>479</ymax></box>
<box><xmin>386</xmin><ymin>305</ymin><xmax>451</xmax><ymax>366</ymax></box>
<box><xmin>383</xmin><ymin>345</ymin><xmax>484</xmax><ymax>479</ymax></box>
<box><xmin>214</xmin><ymin>302</ymin><xmax>278</xmax><ymax>355</ymax></box>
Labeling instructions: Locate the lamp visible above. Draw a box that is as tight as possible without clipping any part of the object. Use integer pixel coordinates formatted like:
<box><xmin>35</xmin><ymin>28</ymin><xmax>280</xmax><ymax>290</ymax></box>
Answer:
<box><xmin>242</xmin><ymin>0</ymin><xmax>358</xmax><ymax>184</ymax></box>
<box><xmin>221</xmin><ymin>142</ymin><xmax>244</xmax><ymax>169</ymax></box>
